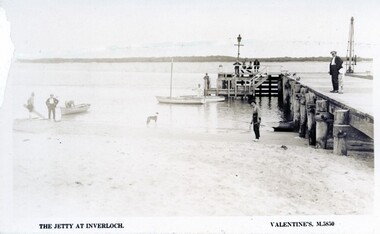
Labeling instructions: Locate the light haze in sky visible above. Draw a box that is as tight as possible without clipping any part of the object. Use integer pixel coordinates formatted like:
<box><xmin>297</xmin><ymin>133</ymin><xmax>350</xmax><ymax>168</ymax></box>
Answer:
<box><xmin>2</xmin><ymin>0</ymin><xmax>379</xmax><ymax>58</ymax></box>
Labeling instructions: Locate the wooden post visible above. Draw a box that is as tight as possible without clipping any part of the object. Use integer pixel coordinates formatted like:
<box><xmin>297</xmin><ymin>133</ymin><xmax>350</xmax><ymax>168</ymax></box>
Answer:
<box><xmin>293</xmin><ymin>83</ymin><xmax>301</xmax><ymax>131</ymax></box>
<box><xmin>234</xmin><ymin>77</ymin><xmax>237</xmax><ymax>98</ymax></box>
<box><xmin>251</xmin><ymin>79</ymin><xmax>256</xmax><ymax>97</ymax></box>
<box><xmin>306</xmin><ymin>92</ymin><xmax>316</xmax><ymax>145</ymax></box>
<box><xmin>216</xmin><ymin>75</ymin><xmax>219</xmax><ymax>96</ymax></box>
<box><xmin>333</xmin><ymin>110</ymin><xmax>349</xmax><ymax>155</ymax></box>
<box><xmin>315</xmin><ymin>100</ymin><xmax>332</xmax><ymax>149</ymax></box>
<box><xmin>282</xmin><ymin>76</ymin><xmax>292</xmax><ymax>120</ymax></box>
<box><xmin>299</xmin><ymin>87</ymin><xmax>308</xmax><ymax>137</ymax></box>
<box><xmin>282</xmin><ymin>76</ymin><xmax>289</xmax><ymax>105</ymax></box>
<box><xmin>227</xmin><ymin>78</ymin><xmax>230</xmax><ymax>98</ymax></box>
<box><xmin>278</xmin><ymin>75</ymin><xmax>283</xmax><ymax>104</ymax></box>
<box><xmin>268</xmin><ymin>75</ymin><xmax>272</xmax><ymax>96</ymax></box>
<box><xmin>289</xmin><ymin>79</ymin><xmax>295</xmax><ymax>120</ymax></box>
<box><xmin>204</xmin><ymin>76</ymin><xmax>207</xmax><ymax>96</ymax></box>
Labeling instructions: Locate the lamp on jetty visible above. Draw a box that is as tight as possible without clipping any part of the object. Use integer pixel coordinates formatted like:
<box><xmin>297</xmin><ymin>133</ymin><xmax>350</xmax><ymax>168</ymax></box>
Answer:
<box><xmin>234</xmin><ymin>34</ymin><xmax>244</xmax><ymax>60</ymax></box>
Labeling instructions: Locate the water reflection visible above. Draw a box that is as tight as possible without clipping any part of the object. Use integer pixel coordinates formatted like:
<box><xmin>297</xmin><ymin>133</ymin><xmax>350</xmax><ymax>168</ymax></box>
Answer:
<box><xmin>164</xmin><ymin>96</ymin><xmax>286</xmax><ymax>134</ymax></box>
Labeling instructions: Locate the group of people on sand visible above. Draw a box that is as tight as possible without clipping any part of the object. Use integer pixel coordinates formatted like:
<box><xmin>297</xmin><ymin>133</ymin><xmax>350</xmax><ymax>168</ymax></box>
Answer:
<box><xmin>26</xmin><ymin>92</ymin><xmax>59</xmax><ymax>121</ymax></box>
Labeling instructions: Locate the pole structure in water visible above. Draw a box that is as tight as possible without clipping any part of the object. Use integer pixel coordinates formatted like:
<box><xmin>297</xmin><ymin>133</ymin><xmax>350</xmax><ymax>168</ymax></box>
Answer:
<box><xmin>346</xmin><ymin>17</ymin><xmax>355</xmax><ymax>73</ymax></box>
<box><xmin>170</xmin><ymin>58</ymin><xmax>173</xmax><ymax>98</ymax></box>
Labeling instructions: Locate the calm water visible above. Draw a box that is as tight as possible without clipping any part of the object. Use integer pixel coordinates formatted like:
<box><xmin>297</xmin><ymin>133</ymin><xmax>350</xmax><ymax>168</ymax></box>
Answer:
<box><xmin>10</xmin><ymin>61</ymin><xmax>372</xmax><ymax>133</ymax></box>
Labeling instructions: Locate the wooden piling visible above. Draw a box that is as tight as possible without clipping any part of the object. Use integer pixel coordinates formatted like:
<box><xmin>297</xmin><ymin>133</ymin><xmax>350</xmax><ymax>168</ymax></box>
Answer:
<box><xmin>333</xmin><ymin>110</ymin><xmax>349</xmax><ymax>155</ymax></box>
<box><xmin>289</xmin><ymin>79</ymin><xmax>295</xmax><ymax>119</ymax></box>
<box><xmin>282</xmin><ymin>76</ymin><xmax>290</xmax><ymax>106</ymax></box>
<box><xmin>299</xmin><ymin>87</ymin><xmax>308</xmax><ymax>137</ymax></box>
<box><xmin>234</xmin><ymin>77</ymin><xmax>237</xmax><ymax>98</ymax></box>
<box><xmin>227</xmin><ymin>78</ymin><xmax>231</xmax><ymax>98</ymax></box>
<box><xmin>278</xmin><ymin>75</ymin><xmax>283</xmax><ymax>104</ymax></box>
<box><xmin>305</xmin><ymin>92</ymin><xmax>316</xmax><ymax>145</ymax></box>
<box><xmin>315</xmin><ymin>100</ymin><xmax>332</xmax><ymax>149</ymax></box>
<box><xmin>293</xmin><ymin>83</ymin><xmax>301</xmax><ymax>131</ymax></box>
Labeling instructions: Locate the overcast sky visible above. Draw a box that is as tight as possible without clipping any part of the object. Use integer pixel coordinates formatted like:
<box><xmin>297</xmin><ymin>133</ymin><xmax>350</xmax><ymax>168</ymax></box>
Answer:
<box><xmin>2</xmin><ymin>0</ymin><xmax>379</xmax><ymax>58</ymax></box>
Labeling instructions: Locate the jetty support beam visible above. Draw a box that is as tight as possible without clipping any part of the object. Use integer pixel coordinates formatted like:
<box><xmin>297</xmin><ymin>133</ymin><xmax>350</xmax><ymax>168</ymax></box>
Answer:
<box><xmin>299</xmin><ymin>87</ymin><xmax>308</xmax><ymax>137</ymax></box>
<box><xmin>315</xmin><ymin>100</ymin><xmax>332</xmax><ymax>149</ymax></box>
<box><xmin>306</xmin><ymin>92</ymin><xmax>316</xmax><ymax>145</ymax></box>
<box><xmin>333</xmin><ymin>110</ymin><xmax>349</xmax><ymax>156</ymax></box>
<box><xmin>293</xmin><ymin>83</ymin><xmax>301</xmax><ymax>132</ymax></box>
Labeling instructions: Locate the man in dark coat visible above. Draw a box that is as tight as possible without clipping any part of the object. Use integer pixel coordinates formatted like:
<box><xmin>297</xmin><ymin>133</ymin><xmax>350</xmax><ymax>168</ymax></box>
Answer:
<box><xmin>45</xmin><ymin>94</ymin><xmax>59</xmax><ymax>120</ymax></box>
<box><xmin>329</xmin><ymin>51</ymin><xmax>343</xmax><ymax>93</ymax></box>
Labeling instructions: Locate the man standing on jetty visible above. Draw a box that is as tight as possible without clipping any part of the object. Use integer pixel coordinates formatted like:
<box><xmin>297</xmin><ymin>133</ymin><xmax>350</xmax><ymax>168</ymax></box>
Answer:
<box><xmin>45</xmin><ymin>94</ymin><xmax>59</xmax><ymax>121</ymax></box>
<box><xmin>329</xmin><ymin>51</ymin><xmax>343</xmax><ymax>93</ymax></box>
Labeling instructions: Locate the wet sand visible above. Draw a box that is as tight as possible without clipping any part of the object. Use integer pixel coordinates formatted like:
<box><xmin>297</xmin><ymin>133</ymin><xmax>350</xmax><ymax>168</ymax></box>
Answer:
<box><xmin>11</xmin><ymin>118</ymin><xmax>374</xmax><ymax>217</ymax></box>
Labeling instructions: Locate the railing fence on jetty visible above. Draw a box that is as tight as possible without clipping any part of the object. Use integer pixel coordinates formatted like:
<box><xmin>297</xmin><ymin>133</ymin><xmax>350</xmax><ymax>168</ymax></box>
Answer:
<box><xmin>205</xmin><ymin>65</ymin><xmax>283</xmax><ymax>98</ymax></box>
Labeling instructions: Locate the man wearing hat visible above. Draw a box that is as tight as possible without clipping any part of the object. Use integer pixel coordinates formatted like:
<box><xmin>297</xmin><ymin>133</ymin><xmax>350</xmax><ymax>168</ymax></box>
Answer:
<box><xmin>329</xmin><ymin>51</ymin><xmax>343</xmax><ymax>93</ymax></box>
<box><xmin>45</xmin><ymin>94</ymin><xmax>59</xmax><ymax>120</ymax></box>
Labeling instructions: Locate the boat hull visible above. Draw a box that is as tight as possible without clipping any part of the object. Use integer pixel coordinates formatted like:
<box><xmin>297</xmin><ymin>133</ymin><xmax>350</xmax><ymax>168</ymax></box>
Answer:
<box><xmin>60</xmin><ymin>104</ymin><xmax>91</xmax><ymax>115</ymax></box>
<box><xmin>268</xmin><ymin>121</ymin><xmax>294</xmax><ymax>132</ymax></box>
<box><xmin>204</xmin><ymin>96</ymin><xmax>225</xmax><ymax>102</ymax></box>
<box><xmin>177</xmin><ymin>95</ymin><xmax>225</xmax><ymax>103</ymax></box>
<box><xmin>156</xmin><ymin>96</ymin><xmax>205</xmax><ymax>104</ymax></box>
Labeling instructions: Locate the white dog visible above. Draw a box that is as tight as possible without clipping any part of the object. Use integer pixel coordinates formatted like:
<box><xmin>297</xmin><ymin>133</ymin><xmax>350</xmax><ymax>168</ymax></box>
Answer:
<box><xmin>146</xmin><ymin>112</ymin><xmax>159</xmax><ymax>127</ymax></box>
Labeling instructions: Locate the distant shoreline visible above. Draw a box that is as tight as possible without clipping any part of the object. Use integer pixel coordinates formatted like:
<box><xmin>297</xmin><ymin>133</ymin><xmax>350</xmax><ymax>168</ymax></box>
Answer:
<box><xmin>17</xmin><ymin>56</ymin><xmax>373</xmax><ymax>64</ymax></box>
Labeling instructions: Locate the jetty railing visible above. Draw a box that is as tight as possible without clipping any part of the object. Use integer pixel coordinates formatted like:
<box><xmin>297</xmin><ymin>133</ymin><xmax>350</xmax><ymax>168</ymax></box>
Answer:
<box><xmin>207</xmin><ymin>65</ymin><xmax>283</xmax><ymax>98</ymax></box>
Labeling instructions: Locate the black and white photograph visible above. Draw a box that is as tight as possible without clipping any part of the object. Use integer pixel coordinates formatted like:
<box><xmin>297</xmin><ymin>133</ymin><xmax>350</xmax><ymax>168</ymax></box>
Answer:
<box><xmin>0</xmin><ymin>0</ymin><xmax>379</xmax><ymax>233</ymax></box>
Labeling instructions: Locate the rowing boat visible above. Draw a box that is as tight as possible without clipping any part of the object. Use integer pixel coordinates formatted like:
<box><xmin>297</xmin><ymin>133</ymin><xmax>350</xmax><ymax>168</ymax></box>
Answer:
<box><xmin>60</xmin><ymin>104</ymin><xmax>91</xmax><ymax>115</ymax></box>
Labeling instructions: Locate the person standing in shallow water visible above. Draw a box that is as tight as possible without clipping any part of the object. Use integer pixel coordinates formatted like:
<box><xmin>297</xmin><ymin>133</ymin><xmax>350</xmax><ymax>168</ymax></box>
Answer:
<box><xmin>250</xmin><ymin>101</ymin><xmax>261</xmax><ymax>142</ymax></box>
<box><xmin>26</xmin><ymin>92</ymin><xmax>35</xmax><ymax>119</ymax></box>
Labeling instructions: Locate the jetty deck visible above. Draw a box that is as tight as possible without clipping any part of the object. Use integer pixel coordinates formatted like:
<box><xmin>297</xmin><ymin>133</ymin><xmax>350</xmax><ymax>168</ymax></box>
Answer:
<box><xmin>297</xmin><ymin>72</ymin><xmax>373</xmax><ymax>116</ymax></box>
<box><xmin>280</xmin><ymin>71</ymin><xmax>374</xmax><ymax>155</ymax></box>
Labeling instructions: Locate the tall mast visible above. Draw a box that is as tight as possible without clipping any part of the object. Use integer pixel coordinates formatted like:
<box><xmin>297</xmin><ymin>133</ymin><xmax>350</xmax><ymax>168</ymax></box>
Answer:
<box><xmin>346</xmin><ymin>17</ymin><xmax>355</xmax><ymax>73</ymax></box>
<box><xmin>170</xmin><ymin>58</ymin><xmax>173</xmax><ymax>98</ymax></box>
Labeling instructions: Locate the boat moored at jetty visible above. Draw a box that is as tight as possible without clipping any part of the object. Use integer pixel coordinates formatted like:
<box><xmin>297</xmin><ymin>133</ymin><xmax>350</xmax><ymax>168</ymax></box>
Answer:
<box><xmin>155</xmin><ymin>96</ymin><xmax>205</xmax><ymax>104</ymax></box>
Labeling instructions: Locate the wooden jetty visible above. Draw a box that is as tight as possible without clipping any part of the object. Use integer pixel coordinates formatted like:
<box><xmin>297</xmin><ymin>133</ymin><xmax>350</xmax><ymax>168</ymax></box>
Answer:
<box><xmin>280</xmin><ymin>72</ymin><xmax>373</xmax><ymax>155</ymax></box>
<box><xmin>205</xmin><ymin>65</ymin><xmax>282</xmax><ymax>98</ymax></box>
<box><xmin>203</xmin><ymin>62</ymin><xmax>373</xmax><ymax>155</ymax></box>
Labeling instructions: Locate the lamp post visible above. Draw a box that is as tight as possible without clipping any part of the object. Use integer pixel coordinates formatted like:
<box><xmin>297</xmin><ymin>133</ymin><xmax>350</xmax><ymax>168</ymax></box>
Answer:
<box><xmin>234</xmin><ymin>34</ymin><xmax>244</xmax><ymax>60</ymax></box>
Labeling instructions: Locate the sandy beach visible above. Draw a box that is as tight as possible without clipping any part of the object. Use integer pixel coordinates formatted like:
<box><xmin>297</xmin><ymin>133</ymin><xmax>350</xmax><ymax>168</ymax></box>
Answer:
<box><xmin>12</xmin><ymin>118</ymin><xmax>374</xmax><ymax>218</ymax></box>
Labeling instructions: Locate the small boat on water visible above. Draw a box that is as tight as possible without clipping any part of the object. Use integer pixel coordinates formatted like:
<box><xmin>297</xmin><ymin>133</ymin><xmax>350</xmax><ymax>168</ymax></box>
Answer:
<box><xmin>268</xmin><ymin>121</ymin><xmax>294</xmax><ymax>132</ymax></box>
<box><xmin>60</xmin><ymin>104</ymin><xmax>91</xmax><ymax>115</ymax></box>
<box><xmin>178</xmin><ymin>95</ymin><xmax>225</xmax><ymax>103</ymax></box>
<box><xmin>180</xmin><ymin>95</ymin><xmax>226</xmax><ymax>103</ymax></box>
<box><xmin>204</xmin><ymin>96</ymin><xmax>225</xmax><ymax>102</ymax></box>
<box><xmin>156</xmin><ymin>96</ymin><xmax>205</xmax><ymax>104</ymax></box>
<box><xmin>156</xmin><ymin>59</ymin><xmax>209</xmax><ymax>105</ymax></box>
